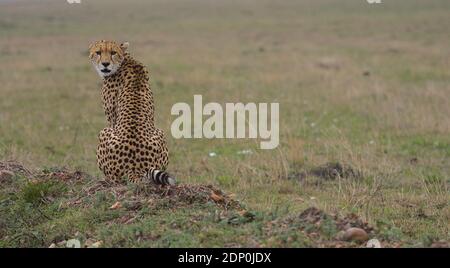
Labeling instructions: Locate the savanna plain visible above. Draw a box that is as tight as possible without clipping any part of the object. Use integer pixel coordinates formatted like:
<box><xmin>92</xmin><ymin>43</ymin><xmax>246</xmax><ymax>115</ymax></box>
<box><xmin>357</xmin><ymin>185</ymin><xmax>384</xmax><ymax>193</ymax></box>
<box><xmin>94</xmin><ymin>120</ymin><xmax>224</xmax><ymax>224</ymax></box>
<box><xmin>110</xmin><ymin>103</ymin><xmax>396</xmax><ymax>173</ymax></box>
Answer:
<box><xmin>0</xmin><ymin>0</ymin><xmax>449</xmax><ymax>247</ymax></box>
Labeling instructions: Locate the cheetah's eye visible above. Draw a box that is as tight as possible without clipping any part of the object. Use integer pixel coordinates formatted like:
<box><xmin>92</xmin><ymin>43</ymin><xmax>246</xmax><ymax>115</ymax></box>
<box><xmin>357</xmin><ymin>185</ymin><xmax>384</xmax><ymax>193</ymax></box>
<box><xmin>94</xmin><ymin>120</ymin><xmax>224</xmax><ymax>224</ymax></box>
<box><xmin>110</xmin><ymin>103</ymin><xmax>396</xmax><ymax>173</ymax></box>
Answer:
<box><xmin>96</xmin><ymin>51</ymin><xmax>101</xmax><ymax>55</ymax></box>
<box><xmin>111</xmin><ymin>51</ymin><xmax>117</xmax><ymax>56</ymax></box>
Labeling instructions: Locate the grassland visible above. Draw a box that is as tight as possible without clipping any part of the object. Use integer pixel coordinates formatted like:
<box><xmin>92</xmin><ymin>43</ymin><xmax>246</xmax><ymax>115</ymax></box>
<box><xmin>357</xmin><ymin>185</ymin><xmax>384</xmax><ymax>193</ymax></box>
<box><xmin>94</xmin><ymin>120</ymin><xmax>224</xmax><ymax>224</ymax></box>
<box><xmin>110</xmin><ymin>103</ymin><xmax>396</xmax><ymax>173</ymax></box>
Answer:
<box><xmin>0</xmin><ymin>0</ymin><xmax>449</xmax><ymax>247</ymax></box>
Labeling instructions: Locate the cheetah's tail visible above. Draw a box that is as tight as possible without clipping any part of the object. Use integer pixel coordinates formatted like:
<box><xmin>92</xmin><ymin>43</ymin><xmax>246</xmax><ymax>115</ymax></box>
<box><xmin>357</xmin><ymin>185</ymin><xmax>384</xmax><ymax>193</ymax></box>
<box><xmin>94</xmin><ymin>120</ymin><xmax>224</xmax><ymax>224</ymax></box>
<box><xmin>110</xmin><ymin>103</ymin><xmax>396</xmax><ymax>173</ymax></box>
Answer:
<box><xmin>144</xmin><ymin>168</ymin><xmax>176</xmax><ymax>186</ymax></box>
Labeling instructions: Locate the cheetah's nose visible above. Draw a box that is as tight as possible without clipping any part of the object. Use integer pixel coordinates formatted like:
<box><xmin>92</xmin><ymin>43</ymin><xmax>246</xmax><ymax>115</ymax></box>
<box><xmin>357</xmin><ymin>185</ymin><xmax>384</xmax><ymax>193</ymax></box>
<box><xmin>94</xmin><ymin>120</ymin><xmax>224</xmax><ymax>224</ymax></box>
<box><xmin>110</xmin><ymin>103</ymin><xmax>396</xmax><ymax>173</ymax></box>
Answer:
<box><xmin>102</xmin><ymin>62</ymin><xmax>110</xmax><ymax>67</ymax></box>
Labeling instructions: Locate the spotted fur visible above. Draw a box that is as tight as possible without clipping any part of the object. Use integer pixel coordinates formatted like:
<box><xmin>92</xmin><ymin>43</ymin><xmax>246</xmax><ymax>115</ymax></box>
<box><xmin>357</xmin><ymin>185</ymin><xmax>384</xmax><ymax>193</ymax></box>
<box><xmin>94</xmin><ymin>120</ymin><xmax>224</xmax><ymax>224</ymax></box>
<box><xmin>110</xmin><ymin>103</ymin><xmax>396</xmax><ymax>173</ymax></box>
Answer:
<box><xmin>89</xmin><ymin>40</ymin><xmax>175</xmax><ymax>186</ymax></box>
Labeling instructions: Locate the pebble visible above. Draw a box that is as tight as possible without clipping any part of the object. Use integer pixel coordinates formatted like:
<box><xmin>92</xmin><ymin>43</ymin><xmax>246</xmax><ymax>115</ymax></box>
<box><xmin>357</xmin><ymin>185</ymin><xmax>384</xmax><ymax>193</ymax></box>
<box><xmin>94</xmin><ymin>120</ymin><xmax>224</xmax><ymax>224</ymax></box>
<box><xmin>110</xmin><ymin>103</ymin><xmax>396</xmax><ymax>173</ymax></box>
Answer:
<box><xmin>89</xmin><ymin>241</ymin><xmax>103</xmax><ymax>248</ymax></box>
<box><xmin>66</xmin><ymin>239</ymin><xmax>81</xmax><ymax>248</ymax></box>
<box><xmin>366</xmin><ymin>238</ymin><xmax>382</xmax><ymax>248</ymax></box>
<box><xmin>110</xmin><ymin>201</ymin><xmax>122</xmax><ymax>210</ymax></box>
<box><xmin>343</xmin><ymin>227</ymin><xmax>369</xmax><ymax>242</ymax></box>
<box><xmin>431</xmin><ymin>241</ymin><xmax>449</xmax><ymax>248</ymax></box>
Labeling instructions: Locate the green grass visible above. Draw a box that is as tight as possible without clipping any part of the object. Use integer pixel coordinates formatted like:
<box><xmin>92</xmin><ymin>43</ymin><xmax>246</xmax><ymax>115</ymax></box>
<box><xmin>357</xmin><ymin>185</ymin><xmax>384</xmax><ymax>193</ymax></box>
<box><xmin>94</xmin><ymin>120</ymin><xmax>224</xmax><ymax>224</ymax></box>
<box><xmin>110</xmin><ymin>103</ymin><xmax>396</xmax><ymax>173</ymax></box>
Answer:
<box><xmin>0</xmin><ymin>0</ymin><xmax>449</xmax><ymax>247</ymax></box>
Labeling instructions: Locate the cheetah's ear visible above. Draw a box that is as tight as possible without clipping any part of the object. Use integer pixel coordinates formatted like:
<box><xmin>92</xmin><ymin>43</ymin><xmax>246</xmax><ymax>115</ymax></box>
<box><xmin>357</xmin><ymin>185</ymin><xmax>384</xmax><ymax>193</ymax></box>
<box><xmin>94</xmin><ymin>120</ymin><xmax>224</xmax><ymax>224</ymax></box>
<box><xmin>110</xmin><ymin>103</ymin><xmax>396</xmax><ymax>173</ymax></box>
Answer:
<box><xmin>88</xmin><ymin>42</ymin><xmax>95</xmax><ymax>58</ymax></box>
<box><xmin>88</xmin><ymin>40</ymin><xmax>99</xmax><ymax>51</ymax></box>
<box><xmin>120</xmin><ymin>42</ymin><xmax>129</xmax><ymax>52</ymax></box>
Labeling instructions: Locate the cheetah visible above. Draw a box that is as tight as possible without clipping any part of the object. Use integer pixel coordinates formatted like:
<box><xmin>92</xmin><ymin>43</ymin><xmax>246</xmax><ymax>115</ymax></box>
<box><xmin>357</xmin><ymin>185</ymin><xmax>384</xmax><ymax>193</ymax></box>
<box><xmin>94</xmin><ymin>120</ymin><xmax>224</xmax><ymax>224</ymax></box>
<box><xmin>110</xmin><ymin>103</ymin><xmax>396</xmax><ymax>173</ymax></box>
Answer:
<box><xmin>89</xmin><ymin>40</ymin><xmax>175</xmax><ymax>185</ymax></box>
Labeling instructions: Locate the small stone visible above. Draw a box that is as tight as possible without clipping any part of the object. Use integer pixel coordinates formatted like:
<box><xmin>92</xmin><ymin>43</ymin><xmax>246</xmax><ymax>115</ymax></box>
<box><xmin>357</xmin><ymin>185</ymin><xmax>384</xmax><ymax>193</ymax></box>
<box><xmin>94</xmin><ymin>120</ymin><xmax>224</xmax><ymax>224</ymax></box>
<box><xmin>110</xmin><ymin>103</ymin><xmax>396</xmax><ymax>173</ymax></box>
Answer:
<box><xmin>343</xmin><ymin>227</ymin><xmax>369</xmax><ymax>242</ymax></box>
<box><xmin>84</xmin><ymin>238</ymin><xmax>95</xmax><ymax>247</ymax></box>
<box><xmin>48</xmin><ymin>243</ymin><xmax>56</xmax><ymax>248</ymax></box>
<box><xmin>89</xmin><ymin>241</ymin><xmax>103</xmax><ymax>248</ymax></box>
<box><xmin>210</xmin><ymin>192</ymin><xmax>224</xmax><ymax>202</ymax></box>
<box><xmin>366</xmin><ymin>238</ymin><xmax>382</xmax><ymax>248</ymax></box>
<box><xmin>237</xmin><ymin>149</ymin><xmax>253</xmax><ymax>155</ymax></box>
<box><xmin>66</xmin><ymin>239</ymin><xmax>81</xmax><ymax>248</ymax></box>
<box><xmin>109</xmin><ymin>201</ymin><xmax>122</xmax><ymax>210</ymax></box>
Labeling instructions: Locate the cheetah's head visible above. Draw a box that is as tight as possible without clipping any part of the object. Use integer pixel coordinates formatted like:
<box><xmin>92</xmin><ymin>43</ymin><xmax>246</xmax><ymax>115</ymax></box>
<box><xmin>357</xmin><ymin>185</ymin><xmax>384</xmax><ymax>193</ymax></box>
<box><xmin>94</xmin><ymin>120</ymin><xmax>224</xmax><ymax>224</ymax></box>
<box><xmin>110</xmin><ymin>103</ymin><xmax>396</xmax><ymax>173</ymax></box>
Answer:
<box><xmin>89</xmin><ymin>40</ymin><xmax>129</xmax><ymax>78</ymax></box>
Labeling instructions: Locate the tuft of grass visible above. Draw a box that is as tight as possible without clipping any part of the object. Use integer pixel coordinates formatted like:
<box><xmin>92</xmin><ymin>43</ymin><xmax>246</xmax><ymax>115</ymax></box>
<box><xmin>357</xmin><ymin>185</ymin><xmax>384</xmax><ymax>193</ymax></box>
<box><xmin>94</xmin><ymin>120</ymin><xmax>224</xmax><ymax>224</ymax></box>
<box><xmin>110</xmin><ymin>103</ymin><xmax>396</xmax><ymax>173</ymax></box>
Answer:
<box><xmin>20</xmin><ymin>180</ymin><xmax>66</xmax><ymax>205</ymax></box>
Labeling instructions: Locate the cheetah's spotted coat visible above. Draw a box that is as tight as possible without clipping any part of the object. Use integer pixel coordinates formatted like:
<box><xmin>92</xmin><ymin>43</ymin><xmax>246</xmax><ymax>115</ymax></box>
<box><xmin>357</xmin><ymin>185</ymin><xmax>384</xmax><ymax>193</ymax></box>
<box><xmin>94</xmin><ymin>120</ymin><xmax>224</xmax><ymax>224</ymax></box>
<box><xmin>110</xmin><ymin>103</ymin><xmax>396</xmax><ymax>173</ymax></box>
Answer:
<box><xmin>89</xmin><ymin>40</ymin><xmax>174</xmax><ymax>185</ymax></box>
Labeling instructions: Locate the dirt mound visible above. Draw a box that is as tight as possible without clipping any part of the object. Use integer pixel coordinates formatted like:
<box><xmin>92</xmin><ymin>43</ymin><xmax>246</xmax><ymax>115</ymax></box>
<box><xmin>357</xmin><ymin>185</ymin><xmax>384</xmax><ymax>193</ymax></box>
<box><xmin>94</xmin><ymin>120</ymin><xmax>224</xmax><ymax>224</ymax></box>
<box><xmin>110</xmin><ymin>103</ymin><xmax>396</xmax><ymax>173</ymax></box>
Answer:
<box><xmin>268</xmin><ymin>207</ymin><xmax>380</xmax><ymax>248</ymax></box>
<box><xmin>298</xmin><ymin>207</ymin><xmax>373</xmax><ymax>234</ymax></box>
<box><xmin>0</xmin><ymin>161</ymin><xmax>34</xmax><ymax>185</ymax></box>
<box><xmin>310</xmin><ymin>162</ymin><xmax>361</xmax><ymax>180</ymax></box>
<box><xmin>38</xmin><ymin>167</ymin><xmax>88</xmax><ymax>183</ymax></box>
<box><xmin>0</xmin><ymin>160</ymin><xmax>242</xmax><ymax>211</ymax></box>
<box><xmin>288</xmin><ymin>162</ymin><xmax>362</xmax><ymax>182</ymax></box>
<box><xmin>60</xmin><ymin>179</ymin><xmax>244</xmax><ymax>226</ymax></box>
<box><xmin>0</xmin><ymin>160</ymin><xmax>33</xmax><ymax>177</ymax></box>
<box><xmin>134</xmin><ymin>183</ymin><xmax>242</xmax><ymax>210</ymax></box>
<box><xmin>316</xmin><ymin>57</ymin><xmax>341</xmax><ymax>71</ymax></box>
<box><xmin>0</xmin><ymin>162</ymin><xmax>88</xmax><ymax>185</ymax></box>
<box><xmin>37</xmin><ymin>170</ymin><xmax>245</xmax><ymax>211</ymax></box>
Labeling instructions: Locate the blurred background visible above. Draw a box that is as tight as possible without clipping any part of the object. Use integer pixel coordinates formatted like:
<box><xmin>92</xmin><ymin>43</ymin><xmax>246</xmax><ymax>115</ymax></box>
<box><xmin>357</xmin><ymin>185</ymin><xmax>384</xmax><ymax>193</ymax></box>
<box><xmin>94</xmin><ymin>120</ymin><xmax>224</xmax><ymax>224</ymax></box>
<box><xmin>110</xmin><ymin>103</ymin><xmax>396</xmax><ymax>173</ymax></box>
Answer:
<box><xmin>0</xmin><ymin>0</ymin><xmax>449</xmax><ymax>246</ymax></box>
